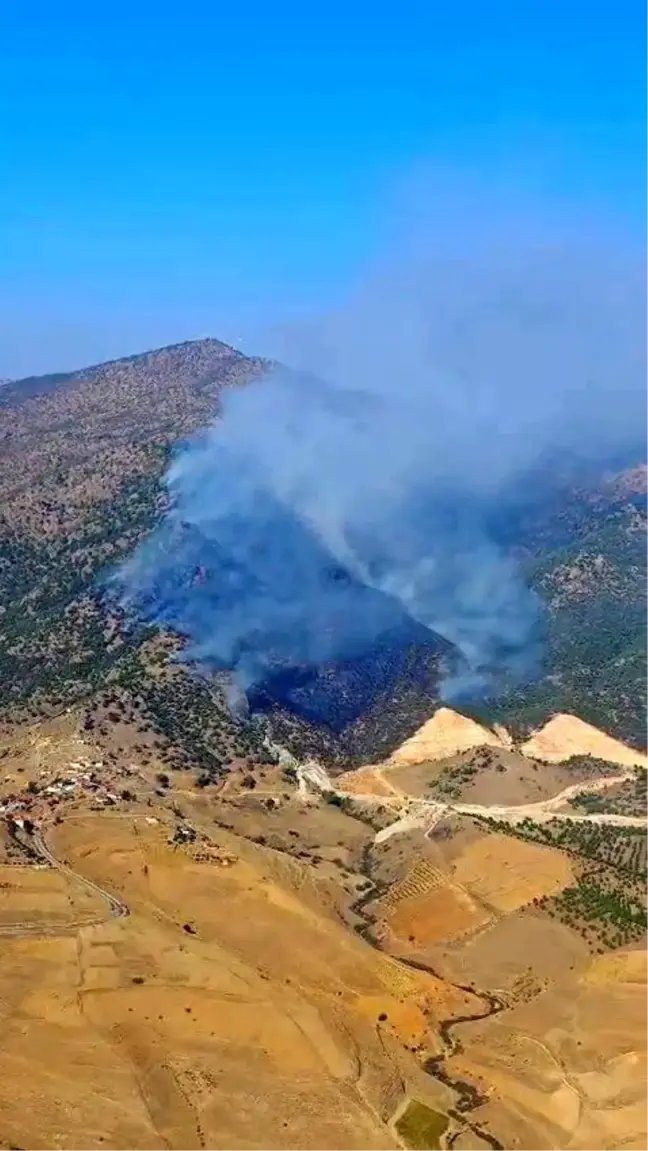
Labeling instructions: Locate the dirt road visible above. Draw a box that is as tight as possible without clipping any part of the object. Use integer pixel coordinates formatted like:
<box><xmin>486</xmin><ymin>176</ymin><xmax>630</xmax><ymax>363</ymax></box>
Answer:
<box><xmin>0</xmin><ymin>830</ymin><xmax>128</xmax><ymax>937</ymax></box>
<box><xmin>34</xmin><ymin>832</ymin><xmax>129</xmax><ymax>917</ymax></box>
<box><xmin>296</xmin><ymin>761</ymin><xmax>647</xmax><ymax>842</ymax></box>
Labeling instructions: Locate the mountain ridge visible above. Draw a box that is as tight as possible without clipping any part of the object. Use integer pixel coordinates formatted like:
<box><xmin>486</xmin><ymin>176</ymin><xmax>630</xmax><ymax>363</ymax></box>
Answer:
<box><xmin>0</xmin><ymin>336</ymin><xmax>249</xmax><ymax>408</ymax></box>
<box><xmin>0</xmin><ymin>337</ymin><xmax>645</xmax><ymax>773</ymax></box>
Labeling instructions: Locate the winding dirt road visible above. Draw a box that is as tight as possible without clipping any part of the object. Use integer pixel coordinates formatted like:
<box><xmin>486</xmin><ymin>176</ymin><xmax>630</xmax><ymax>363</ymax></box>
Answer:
<box><xmin>297</xmin><ymin>761</ymin><xmax>647</xmax><ymax>843</ymax></box>
<box><xmin>33</xmin><ymin>832</ymin><xmax>129</xmax><ymax>917</ymax></box>
<box><xmin>0</xmin><ymin>830</ymin><xmax>128</xmax><ymax>937</ymax></box>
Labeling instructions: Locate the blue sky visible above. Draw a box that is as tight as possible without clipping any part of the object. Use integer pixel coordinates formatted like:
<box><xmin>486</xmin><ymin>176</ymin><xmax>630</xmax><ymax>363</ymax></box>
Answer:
<box><xmin>1</xmin><ymin>1</ymin><xmax>645</xmax><ymax>376</ymax></box>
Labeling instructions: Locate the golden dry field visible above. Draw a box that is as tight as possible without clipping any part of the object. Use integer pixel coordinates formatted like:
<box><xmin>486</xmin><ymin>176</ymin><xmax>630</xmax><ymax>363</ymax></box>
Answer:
<box><xmin>0</xmin><ymin>700</ymin><xmax>645</xmax><ymax>1151</ymax></box>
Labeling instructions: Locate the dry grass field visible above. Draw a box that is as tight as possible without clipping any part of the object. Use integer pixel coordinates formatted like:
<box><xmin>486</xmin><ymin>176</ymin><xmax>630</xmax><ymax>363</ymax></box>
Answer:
<box><xmin>449</xmin><ymin>949</ymin><xmax>647</xmax><ymax>1151</ymax></box>
<box><xmin>0</xmin><ymin>864</ymin><xmax>104</xmax><ymax>928</ymax></box>
<box><xmin>0</xmin><ymin>803</ymin><xmax>478</xmax><ymax>1151</ymax></box>
<box><xmin>372</xmin><ymin>859</ymin><xmax>491</xmax><ymax>950</ymax></box>
<box><xmin>368</xmin><ymin>830</ymin><xmax>646</xmax><ymax>1150</ymax></box>
<box><xmin>451</xmin><ymin>833</ymin><xmax>575</xmax><ymax>913</ymax></box>
<box><xmin>0</xmin><ymin>706</ymin><xmax>644</xmax><ymax>1151</ymax></box>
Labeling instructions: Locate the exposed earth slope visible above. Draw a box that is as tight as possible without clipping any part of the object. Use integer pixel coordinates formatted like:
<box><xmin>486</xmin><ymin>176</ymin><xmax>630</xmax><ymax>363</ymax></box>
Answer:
<box><xmin>520</xmin><ymin>713</ymin><xmax>647</xmax><ymax>769</ymax></box>
<box><xmin>300</xmin><ymin>717</ymin><xmax>647</xmax><ymax>1150</ymax></box>
<box><xmin>386</xmin><ymin>707</ymin><xmax>507</xmax><ymax>766</ymax></box>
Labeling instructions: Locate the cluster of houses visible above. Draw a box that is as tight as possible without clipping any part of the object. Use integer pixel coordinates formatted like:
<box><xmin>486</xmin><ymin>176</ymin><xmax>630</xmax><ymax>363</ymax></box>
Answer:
<box><xmin>0</xmin><ymin>757</ymin><xmax>242</xmax><ymax>875</ymax></box>
<box><xmin>0</xmin><ymin>757</ymin><xmax>140</xmax><ymax>836</ymax></box>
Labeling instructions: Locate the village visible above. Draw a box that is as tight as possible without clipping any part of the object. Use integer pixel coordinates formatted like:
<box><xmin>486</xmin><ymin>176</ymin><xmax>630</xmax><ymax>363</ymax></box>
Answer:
<box><xmin>0</xmin><ymin>755</ymin><xmax>141</xmax><ymax>837</ymax></box>
<box><xmin>0</xmin><ymin>749</ymin><xmax>241</xmax><ymax>873</ymax></box>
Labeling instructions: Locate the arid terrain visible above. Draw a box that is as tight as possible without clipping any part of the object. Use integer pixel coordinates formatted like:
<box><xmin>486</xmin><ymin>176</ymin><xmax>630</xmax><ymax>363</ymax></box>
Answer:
<box><xmin>298</xmin><ymin>714</ymin><xmax>647</xmax><ymax>1150</ymax></box>
<box><xmin>0</xmin><ymin>703</ymin><xmax>645</xmax><ymax>1150</ymax></box>
<box><xmin>0</xmin><ymin>340</ymin><xmax>645</xmax><ymax>1149</ymax></box>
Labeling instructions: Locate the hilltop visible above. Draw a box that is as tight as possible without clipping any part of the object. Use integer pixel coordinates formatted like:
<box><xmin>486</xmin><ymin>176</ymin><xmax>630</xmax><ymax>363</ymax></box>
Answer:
<box><xmin>0</xmin><ymin>339</ymin><xmax>454</xmax><ymax>773</ymax></box>
<box><xmin>336</xmin><ymin>706</ymin><xmax>646</xmax><ymax>811</ymax></box>
<box><xmin>380</xmin><ymin>706</ymin><xmax>647</xmax><ymax>773</ymax></box>
<box><xmin>386</xmin><ymin>707</ymin><xmax>506</xmax><ymax>766</ymax></box>
<box><xmin>520</xmin><ymin>713</ymin><xmax>648</xmax><ymax>770</ymax></box>
<box><xmin>0</xmin><ymin>338</ymin><xmax>265</xmax><ymax>538</ymax></box>
<box><xmin>0</xmin><ymin>341</ymin><xmax>264</xmax><ymax>744</ymax></box>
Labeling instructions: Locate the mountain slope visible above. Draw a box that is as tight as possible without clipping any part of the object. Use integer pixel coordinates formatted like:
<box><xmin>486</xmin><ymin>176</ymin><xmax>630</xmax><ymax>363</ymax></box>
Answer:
<box><xmin>0</xmin><ymin>722</ymin><xmax>471</xmax><ymax>1151</ymax></box>
<box><xmin>0</xmin><ymin>339</ymin><xmax>645</xmax><ymax>771</ymax></box>
<box><xmin>0</xmin><ymin>333</ymin><xmax>645</xmax><ymax>1151</ymax></box>
<box><xmin>0</xmin><ymin>340</ymin><xmax>258</xmax><ymax>682</ymax></box>
<box><xmin>472</xmin><ymin>464</ymin><xmax>647</xmax><ymax>747</ymax></box>
<box><xmin>0</xmin><ymin>338</ymin><xmax>265</xmax><ymax>537</ymax></box>
<box><xmin>0</xmin><ymin>340</ymin><xmax>457</xmax><ymax>771</ymax></box>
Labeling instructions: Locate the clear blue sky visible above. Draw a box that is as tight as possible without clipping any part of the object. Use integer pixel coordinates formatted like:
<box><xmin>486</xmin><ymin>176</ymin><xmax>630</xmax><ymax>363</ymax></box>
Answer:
<box><xmin>0</xmin><ymin>0</ymin><xmax>645</xmax><ymax>376</ymax></box>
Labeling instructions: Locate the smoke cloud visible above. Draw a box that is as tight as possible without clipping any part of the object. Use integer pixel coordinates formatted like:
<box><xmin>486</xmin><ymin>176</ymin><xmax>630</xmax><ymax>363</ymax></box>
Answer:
<box><xmin>110</xmin><ymin>210</ymin><xmax>645</xmax><ymax>712</ymax></box>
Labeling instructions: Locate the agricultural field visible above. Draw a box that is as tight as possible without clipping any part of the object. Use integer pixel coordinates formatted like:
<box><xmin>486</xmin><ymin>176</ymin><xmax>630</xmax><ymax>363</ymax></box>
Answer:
<box><xmin>471</xmin><ymin>814</ymin><xmax>647</xmax><ymax>952</ymax></box>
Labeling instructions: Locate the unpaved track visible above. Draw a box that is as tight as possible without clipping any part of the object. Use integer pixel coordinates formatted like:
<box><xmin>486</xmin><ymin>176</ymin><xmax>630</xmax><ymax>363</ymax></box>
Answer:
<box><xmin>454</xmin><ymin>768</ymin><xmax>642</xmax><ymax>821</ymax></box>
<box><xmin>309</xmin><ymin>757</ymin><xmax>645</xmax><ymax>1148</ymax></box>
<box><xmin>34</xmin><ymin>832</ymin><xmax>129</xmax><ymax>917</ymax></box>
<box><xmin>0</xmin><ymin>831</ymin><xmax>128</xmax><ymax>937</ymax></box>
<box><xmin>297</xmin><ymin>762</ymin><xmax>647</xmax><ymax>842</ymax></box>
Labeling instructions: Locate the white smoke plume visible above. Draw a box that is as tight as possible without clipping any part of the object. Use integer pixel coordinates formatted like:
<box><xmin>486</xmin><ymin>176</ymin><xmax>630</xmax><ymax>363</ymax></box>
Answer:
<box><xmin>111</xmin><ymin>207</ymin><xmax>645</xmax><ymax>707</ymax></box>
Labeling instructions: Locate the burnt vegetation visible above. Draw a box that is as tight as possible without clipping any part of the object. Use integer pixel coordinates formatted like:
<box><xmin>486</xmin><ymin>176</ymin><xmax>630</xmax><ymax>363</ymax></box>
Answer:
<box><xmin>250</xmin><ymin>631</ymin><xmax>452</xmax><ymax>768</ymax></box>
<box><xmin>0</xmin><ymin>342</ymin><xmax>270</xmax><ymax>775</ymax></box>
<box><xmin>0</xmin><ymin>339</ymin><xmax>645</xmax><ymax>774</ymax></box>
